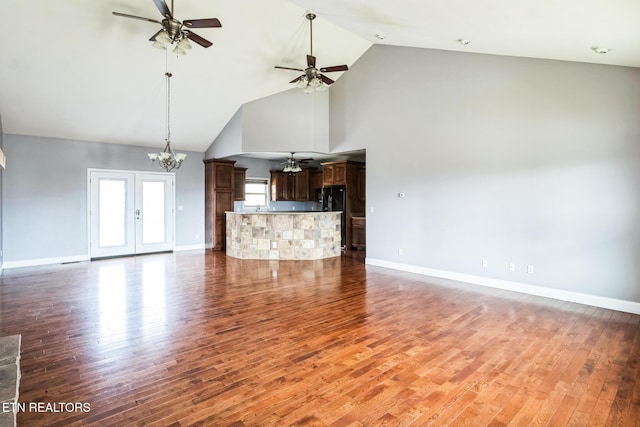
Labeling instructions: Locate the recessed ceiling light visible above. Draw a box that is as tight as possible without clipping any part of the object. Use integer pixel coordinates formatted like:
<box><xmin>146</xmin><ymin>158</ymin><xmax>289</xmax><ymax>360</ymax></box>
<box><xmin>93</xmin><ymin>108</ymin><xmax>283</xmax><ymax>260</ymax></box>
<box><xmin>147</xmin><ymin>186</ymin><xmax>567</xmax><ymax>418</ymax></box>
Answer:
<box><xmin>375</xmin><ymin>34</ymin><xmax>387</xmax><ymax>40</ymax></box>
<box><xmin>457</xmin><ymin>38</ymin><xmax>470</xmax><ymax>46</ymax></box>
<box><xmin>591</xmin><ymin>46</ymin><xmax>612</xmax><ymax>54</ymax></box>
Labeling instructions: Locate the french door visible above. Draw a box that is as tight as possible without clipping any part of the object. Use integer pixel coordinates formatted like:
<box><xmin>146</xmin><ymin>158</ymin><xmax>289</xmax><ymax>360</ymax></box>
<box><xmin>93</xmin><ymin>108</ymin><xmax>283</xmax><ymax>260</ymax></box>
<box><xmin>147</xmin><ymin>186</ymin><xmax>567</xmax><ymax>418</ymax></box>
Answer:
<box><xmin>89</xmin><ymin>170</ymin><xmax>174</xmax><ymax>258</ymax></box>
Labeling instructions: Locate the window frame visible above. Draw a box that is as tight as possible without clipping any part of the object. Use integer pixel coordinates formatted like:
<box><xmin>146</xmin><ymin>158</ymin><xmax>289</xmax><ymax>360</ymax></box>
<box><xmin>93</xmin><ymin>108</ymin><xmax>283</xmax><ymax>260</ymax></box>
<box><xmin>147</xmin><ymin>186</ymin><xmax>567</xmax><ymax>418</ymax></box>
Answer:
<box><xmin>243</xmin><ymin>178</ymin><xmax>269</xmax><ymax>208</ymax></box>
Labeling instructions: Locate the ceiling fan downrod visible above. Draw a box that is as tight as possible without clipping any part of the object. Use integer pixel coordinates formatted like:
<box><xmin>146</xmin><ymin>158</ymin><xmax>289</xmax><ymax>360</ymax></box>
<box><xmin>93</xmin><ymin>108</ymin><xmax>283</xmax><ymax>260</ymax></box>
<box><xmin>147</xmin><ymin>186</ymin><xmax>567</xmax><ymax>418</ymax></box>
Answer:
<box><xmin>306</xmin><ymin>12</ymin><xmax>316</xmax><ymax>58</ymax></box>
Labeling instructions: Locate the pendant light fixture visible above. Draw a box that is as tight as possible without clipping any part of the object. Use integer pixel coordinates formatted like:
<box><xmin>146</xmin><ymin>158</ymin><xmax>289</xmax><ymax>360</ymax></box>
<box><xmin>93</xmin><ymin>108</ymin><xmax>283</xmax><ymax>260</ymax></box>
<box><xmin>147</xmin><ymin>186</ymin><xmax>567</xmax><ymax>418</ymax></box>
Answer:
<box><xmin>147</xmin><ymin>70</ymin><xmax>187</xmax><ymax>171</ymax></box>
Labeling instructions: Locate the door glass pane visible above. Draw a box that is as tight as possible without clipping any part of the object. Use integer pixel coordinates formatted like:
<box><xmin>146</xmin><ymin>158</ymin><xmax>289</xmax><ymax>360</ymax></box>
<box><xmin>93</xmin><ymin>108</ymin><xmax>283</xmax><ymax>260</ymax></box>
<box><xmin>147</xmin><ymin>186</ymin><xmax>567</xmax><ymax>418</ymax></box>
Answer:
<box><xmin>142</xmin><ymin>181</ymin><xmax>166</xmax><ymax>244</ymax></box>
<box><xmin>99</xmin><ymin>179</ymin><xmax>127</xmax><ymax>247</ymax></box>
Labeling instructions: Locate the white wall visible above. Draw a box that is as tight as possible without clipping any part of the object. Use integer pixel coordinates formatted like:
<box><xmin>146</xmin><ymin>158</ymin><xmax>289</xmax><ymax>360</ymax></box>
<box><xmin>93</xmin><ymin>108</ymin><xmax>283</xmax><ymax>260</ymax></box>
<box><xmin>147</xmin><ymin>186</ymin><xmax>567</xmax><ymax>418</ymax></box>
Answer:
<box><xmin>330</xmin><ymin>45</ymin><xmax>640</xmax><ymax>303</ymax></box>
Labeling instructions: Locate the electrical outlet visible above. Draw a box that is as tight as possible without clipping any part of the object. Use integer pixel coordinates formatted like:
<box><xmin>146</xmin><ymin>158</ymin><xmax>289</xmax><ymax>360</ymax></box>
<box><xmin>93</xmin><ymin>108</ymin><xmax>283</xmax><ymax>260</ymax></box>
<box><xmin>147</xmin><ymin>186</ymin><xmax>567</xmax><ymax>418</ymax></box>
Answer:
<box><xmin>527</xmin><ymin>265</ymin><xmax>534</xmax><ymax>274</ymax></box>
<box><xmin>509</xmin><ymin>263</ymin><xmax>515</xmax><ymax>272</ymax></box>
<box><xmin>482</xmin><ymin>259</ymin><xmax>488</xmax><ymax>268</ymax></box>
<box><xmin>398</xmin><ymin>248</ymin><xmax>403</xmax><ymax>256</ymax></box>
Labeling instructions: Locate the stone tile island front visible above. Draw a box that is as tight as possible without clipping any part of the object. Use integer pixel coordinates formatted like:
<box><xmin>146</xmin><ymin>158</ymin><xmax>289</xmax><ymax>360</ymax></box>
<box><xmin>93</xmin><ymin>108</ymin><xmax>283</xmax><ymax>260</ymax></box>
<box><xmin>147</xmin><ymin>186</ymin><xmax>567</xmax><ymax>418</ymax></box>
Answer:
<box><xmin>226</xmin><ymin>211</ymin><xmax>342</xmax><ymax>260</ymax></box>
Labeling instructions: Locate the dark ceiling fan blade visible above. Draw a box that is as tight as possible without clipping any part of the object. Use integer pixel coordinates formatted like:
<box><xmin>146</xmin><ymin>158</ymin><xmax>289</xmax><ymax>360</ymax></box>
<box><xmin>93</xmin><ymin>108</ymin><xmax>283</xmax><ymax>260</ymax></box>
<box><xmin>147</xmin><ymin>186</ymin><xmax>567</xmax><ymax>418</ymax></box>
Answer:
<box><xmin>186</xmin><ymin>31</ymin><xmax>213</xmax><ymax>48</ymax></box>
<box><xmin>319</xmin><ymin>74</ymin><xmax>335</xmax><ymax>85</ymax></box>
<box><xmin>183</xmin><ymin>18</ymin><xmax>222</xmax><ymax>28</ymax></box>
<box><xmin>275</xmin><ymin>66</ymin><xmax>304</xmax><ymax>72</ymax></box>
<box><xmin>289</xmin><ymin>75</ymin><xmax>305</xmax><ymax>84</ymax></box>
<box><xmin>152</xmin><ymin>0</ymin><xmax>172</xmax><ymax>18</ymax></box>
<box><xmin>112</xmin><ymin>11</ymin><xmax>161</xmax><ymax>24</ymax></box>
<box><xmin>320</xmin><ymin>65</ymin><xmax>349</xmax><ymax>73</ymax></box>
<box><xmin>307</xmin><ymin>55</ymin><xmax>316</xmax><ymax>68</ymax></box>
<box><xmin>149</xmin><ymin>30</ymin><xmax>164</xmax><ymax>41</ymax></box>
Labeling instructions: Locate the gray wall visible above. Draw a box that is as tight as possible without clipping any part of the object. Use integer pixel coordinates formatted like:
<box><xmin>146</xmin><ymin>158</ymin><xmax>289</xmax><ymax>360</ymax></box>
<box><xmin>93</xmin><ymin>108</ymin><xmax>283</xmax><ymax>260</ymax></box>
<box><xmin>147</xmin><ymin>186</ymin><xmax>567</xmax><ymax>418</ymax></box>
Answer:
<box><xmin>2</xmin><ymin>134</ymin><xmax>204</xmax><ymax>263</ymax></box>
<box><xmin>207</xmin><ymin>88</ymin><xmax>330</xmax><ymax>159</ymax></box>
<box><xmin>205</xmin><ymin>107</ymin><xmax>243</xmax><ymax>159</ymax></box>
<box><xmin>330</xmin><ymin>45</ymin><xmax>640</xmax><ymax>302</ymax></box>
<box><xmin>0</xmin><ymin>113</ymin><xmax>3</xmax><ymax>266</ymax></box>
<box><xmin>225</xmin><ymin>155</ymin><xmax>272</xmax><ymax>179</ymax></box>
<box><xmin>242</xmin><ymin>88</ymin><xmax>329</xmax><ymax>154</ymax></box>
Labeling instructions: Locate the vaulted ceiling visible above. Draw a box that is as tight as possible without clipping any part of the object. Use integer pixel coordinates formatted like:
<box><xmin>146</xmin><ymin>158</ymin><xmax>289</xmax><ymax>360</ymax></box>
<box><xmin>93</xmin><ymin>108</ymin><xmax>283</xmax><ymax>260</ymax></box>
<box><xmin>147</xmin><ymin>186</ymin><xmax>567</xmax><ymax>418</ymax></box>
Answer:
<box><xmin>1</xmin><ymin>0</ymin><xmax>638</xmax><ymax>153</ymax></box>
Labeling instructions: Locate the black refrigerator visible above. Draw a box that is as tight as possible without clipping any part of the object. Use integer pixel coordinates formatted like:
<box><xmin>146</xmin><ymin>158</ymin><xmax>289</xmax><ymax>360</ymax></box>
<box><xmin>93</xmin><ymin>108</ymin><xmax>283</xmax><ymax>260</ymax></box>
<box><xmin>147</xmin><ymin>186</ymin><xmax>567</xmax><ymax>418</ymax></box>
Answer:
<box><xmin>321</xmin><ymin>186</ymin><xmax>346</xmax><ymax>248</ymax></box>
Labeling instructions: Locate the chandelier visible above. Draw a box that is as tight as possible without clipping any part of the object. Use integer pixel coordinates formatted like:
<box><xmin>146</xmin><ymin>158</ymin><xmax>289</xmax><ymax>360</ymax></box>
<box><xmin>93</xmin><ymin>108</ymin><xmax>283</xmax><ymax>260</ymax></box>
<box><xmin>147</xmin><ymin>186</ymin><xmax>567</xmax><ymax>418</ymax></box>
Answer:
<box><xmin>147</xmin><ymin>71</ymin><xmax>187</xmax><ymax>172</ymax></box>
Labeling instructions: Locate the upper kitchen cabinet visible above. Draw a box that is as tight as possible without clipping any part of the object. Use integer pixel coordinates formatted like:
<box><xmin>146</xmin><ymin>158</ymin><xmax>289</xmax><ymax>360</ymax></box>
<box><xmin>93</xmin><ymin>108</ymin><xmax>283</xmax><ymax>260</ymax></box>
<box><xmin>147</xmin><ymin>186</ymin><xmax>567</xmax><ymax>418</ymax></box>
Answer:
<box><xmin>322</xmin><ymin>162</ymin><xmax>347</xmax><ymax>186</ymax></box>
<box><xmin>310</xmin><ymin>170</ymin><xmax>323</xmax><ymax>195</ymax></box>
<box><xmin>321</xmin><ymin>161</ymin><xmax>364</xmax><ymax>188</ymax></box>
<box><xmin>234</xmin><ymin>168</ymin><xmax>247</xmax><ymax>201</ymax></box>
<box><xmin>293</xmin><ymin>168</ymin><xmax>311</xmax><ymax>201</ymax></box>
<box><xmin>270</xmin><ymin>170</ymin><xmax>294</xmax><ymax>201</ymax></box>
<box><xmin>270</xmin><ymin>168</ymin><xmax>316</xmax><ymax>201</ymax></box>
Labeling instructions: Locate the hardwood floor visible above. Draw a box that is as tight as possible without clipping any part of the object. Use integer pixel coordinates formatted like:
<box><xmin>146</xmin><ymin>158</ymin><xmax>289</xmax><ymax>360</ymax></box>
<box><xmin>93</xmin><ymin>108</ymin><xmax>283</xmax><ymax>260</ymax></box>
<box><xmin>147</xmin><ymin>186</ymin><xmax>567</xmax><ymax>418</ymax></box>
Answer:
<box><xmin>1</xmin><ymin>250</ymin><xmax>639</xmax><ymax>426</ymax></box>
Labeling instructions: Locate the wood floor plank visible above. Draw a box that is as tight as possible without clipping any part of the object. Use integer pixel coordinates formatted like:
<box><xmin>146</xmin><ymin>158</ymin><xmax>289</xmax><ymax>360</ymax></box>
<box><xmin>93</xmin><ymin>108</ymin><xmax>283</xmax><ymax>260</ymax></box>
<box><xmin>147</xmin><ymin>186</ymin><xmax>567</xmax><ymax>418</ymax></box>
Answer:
<box><xmin>0</xmin><ymin>250</ymin><xmax>639</xmax><ymax>426</ymax></box>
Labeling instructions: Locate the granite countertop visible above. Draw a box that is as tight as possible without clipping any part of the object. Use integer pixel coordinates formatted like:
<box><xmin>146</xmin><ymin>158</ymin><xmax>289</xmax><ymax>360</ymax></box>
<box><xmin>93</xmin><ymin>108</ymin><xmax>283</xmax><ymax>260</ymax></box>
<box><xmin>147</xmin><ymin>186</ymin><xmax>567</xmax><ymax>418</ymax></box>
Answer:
<box><xmin>226</xmin><ymin>211</ymin><xmax>342</xmax><ymax>214</ymax></box>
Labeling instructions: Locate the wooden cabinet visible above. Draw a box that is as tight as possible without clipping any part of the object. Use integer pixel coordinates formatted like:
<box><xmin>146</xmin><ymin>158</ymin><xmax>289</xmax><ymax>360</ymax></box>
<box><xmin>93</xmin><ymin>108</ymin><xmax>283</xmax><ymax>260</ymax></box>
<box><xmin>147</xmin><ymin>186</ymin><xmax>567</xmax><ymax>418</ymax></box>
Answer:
<box><xmin>205</xmin><ymin>159</ymin><xmax>236</xmax><ymax>251</ymax></box>
<box><xmin>234</xmin><ymin>168</ymin><xmax>247</xmax><ymax>201</ymax></box>
<box><xmin>358</xmin><ymin>166</ymin><xmax>366</xmax><ymax>201</ymax></box>
<box><xmin>310</xmin><ymin>171</ymin><xmax>323</xmax><ymax>194</ymax></box>
<box><xmin>323</xmin><ymin>162</ymin><xmax>347</xmax><ymax>186</ymax></box>
<box><xmin>270</xmin><ymin>171</ymin><xmax>294</xmax><ymax>201</ymax></box>
<box><xmin>351</xmin><ymin>217</ymin><xmax>366</xmax><ymax>250</ymax></box>
<box><xmin>293</xmin><ymin>168</ymin><xmax>310</xmax><ymax>201</ymax></box>
<box><xmin>270</xmin><ymin>168</ymin><xmax>316</xmax><ymax>201</ymax></box>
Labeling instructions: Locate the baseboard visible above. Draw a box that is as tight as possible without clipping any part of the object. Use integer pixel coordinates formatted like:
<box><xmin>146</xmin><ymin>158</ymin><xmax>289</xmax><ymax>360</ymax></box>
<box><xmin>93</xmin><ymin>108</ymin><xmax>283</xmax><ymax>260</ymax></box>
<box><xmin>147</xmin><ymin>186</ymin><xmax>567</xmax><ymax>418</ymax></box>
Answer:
<box><xmin>2</xmin><ymin>255</ymin><xmax>91</xmax><ymax>269</ymax></box>
<box><xmin>174</xmin><ymin>244</ymin><xmax>207</xmax><ymax>252</ymax></box>
<box><xmin>1</xmin><ymin>246</ymin><xmax>209</xmax><ymax>269</ymax></box>
<box><xmin>366</xmin><ymin>258</ymin><xmax>640</xmax><ymax>315</ymax></box>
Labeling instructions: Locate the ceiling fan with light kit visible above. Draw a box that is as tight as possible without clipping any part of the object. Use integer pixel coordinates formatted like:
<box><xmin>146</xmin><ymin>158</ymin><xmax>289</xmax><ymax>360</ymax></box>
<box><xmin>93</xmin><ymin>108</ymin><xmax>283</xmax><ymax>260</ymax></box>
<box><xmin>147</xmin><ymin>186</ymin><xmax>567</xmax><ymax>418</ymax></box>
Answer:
<box><xmin>282</xmin><ymin>152</ymin><xmax>314</xmax><ymax>173</ymax></box>
<box><xmin>112</xmin><ymin>0</ymin><xmax>221</xmax><ymax>54</ymax></box>
<box><xmin>275</xmin><ymin>12</ymin><xmax>349</xmax><ymax>93</ymax></box>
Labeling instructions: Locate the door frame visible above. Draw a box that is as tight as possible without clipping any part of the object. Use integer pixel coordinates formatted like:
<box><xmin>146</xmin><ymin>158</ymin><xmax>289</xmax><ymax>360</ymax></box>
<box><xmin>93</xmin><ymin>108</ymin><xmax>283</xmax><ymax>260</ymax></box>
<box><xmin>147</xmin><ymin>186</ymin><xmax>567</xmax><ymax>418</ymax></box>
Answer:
<box><xmin>87</xmin><ymin>168</ymin><xmax>176</xmax><ymax>259</ymax></box>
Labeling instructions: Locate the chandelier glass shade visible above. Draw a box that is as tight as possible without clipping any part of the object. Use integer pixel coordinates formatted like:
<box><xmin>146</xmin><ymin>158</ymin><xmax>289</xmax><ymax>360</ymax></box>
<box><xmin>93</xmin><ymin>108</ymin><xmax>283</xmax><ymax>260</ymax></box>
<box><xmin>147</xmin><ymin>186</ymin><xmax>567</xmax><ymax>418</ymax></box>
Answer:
<box><xmin>296</xmin><ymin>74</ymin><xmax>328</xmax><ymax>93</ymax></box>
<box><xmin>151</xmin><ymin>29</ymin><xmax>193</xmax><ymax>56</ymax></box>
<box><xmin>283</xmin><ymin>155</ymin><xmax>302</xmax><ymax>173</ymax></box>
<box><xmin>148</xmin><ymin>71</ymin><xmax>187</xmax><ymax>172</ymax></box>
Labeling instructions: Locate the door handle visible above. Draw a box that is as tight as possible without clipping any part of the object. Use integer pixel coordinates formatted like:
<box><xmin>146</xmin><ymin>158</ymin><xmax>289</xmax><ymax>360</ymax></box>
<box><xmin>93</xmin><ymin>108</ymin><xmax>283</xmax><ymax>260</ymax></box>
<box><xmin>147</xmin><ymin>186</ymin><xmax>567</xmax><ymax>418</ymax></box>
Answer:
<box><xmin>135</xmin><ymin>209</ymin><xmax>141</xmax><ymax>219</ymax></box>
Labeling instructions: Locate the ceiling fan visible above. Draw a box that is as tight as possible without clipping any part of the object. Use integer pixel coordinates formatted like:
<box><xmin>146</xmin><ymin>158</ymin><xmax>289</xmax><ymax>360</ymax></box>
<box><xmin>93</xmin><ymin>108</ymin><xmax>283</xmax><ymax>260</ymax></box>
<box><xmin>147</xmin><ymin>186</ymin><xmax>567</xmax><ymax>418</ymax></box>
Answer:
<box><xmin>282</xmin><ymin>152</ymin><xmax>313</xmax><ymax>173</ymax></box>
<box><xmin>112</xmin><ymin>0</ymin><xmax>221</xmax><ymax>52</ymax></box>
<box><xmin>275</xmin><ymin>12</ymin><xmax>349</xmax><ymax>93</ymax></box>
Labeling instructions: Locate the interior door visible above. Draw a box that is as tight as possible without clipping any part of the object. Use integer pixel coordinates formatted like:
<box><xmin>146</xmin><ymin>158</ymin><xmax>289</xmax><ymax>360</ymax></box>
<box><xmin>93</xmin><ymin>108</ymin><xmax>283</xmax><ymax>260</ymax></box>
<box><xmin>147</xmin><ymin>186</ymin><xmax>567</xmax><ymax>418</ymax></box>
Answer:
<box><xmin>89</xmin><ymin>170</ymin><xmax>174</xmax><ymax>258</ymax></box>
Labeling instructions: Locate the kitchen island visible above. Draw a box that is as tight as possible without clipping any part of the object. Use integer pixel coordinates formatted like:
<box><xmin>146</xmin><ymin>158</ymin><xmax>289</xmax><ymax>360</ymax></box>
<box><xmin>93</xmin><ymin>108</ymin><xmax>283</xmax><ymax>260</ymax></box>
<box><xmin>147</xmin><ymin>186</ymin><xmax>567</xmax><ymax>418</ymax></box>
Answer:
<box><xmin>226</xmin><ymin>211</ymin><xmax>342</xmax><ymax>260</ymax></box>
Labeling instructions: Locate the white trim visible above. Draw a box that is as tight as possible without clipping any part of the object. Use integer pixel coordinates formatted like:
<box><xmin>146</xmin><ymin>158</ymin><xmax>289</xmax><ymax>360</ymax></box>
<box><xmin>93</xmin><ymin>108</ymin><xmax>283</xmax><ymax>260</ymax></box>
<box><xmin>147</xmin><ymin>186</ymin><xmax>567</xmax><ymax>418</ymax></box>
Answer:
<box><xmin>2</xmin><ymin>255</ymin><xmax>90</xmax><ymax>269</ymax></box>
<box><xmin>366</xmin><ymin>258</ymin><xmax>640</xmax><ymax>315</ymax></box>
<box><xmin>174</xmin><ymin>244</ymin><xmax>207</xmax><ymax>252</ymax></box>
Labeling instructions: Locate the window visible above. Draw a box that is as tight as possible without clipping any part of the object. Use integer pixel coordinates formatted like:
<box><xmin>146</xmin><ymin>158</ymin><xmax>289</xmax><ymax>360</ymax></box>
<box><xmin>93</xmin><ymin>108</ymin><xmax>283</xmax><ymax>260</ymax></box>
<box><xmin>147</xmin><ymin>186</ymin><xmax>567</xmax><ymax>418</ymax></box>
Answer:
<box><xmin>244</xmin><ymin>179</ymin><xmax>268</xmax><ymax>207</ymax></box>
